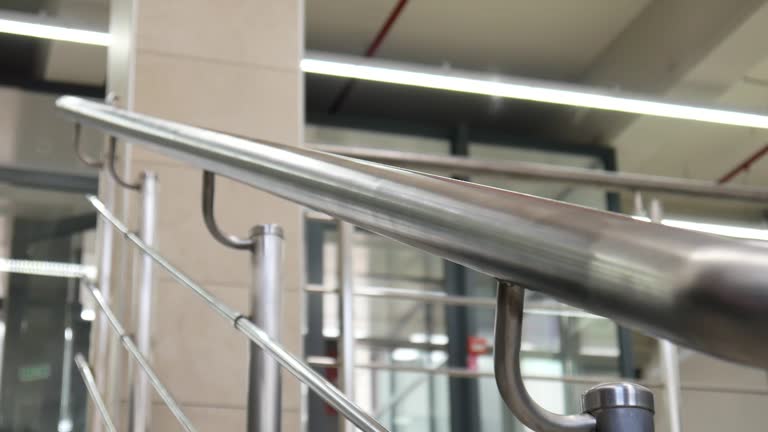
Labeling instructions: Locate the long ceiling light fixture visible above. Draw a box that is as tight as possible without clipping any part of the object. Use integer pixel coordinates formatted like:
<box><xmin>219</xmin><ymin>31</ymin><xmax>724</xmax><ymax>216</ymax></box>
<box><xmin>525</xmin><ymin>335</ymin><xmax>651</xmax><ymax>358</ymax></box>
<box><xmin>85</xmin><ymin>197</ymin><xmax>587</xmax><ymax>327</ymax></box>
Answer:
<box><xmin>302</xmin><ymin>52</ymin><xmax>768</xmax><ymax>129</ymax></box>
<box><xmin>0</xmin><ymin>15</ymin><xmax>111</xmax><ymax>46</ymax></box>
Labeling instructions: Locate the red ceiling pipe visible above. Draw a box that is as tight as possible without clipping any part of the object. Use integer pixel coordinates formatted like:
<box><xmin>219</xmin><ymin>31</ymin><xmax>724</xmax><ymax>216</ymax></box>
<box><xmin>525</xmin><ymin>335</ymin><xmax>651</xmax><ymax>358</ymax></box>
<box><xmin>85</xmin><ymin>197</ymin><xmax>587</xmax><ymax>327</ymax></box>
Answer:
<box><xmin>328</xmin><ymin>0</ymin><xmax>410</xmax><ymax>113</ymax></box>
<box><xmin>363</xmin><ymin>0</ymin><xmax>409</xmax><ymax>57</ymax></box>
<box><xmin>717</xmin><ymin>143</ymin><xmax>768</xmax><ymax>184</ymax></box>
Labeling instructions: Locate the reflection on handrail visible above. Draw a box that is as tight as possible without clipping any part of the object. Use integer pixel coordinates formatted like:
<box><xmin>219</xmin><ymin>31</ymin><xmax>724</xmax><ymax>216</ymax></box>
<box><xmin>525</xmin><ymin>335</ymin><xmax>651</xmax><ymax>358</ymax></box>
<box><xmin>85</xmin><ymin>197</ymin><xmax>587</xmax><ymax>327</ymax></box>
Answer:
<box><xmin>305</xmin><ymin>284</ymin><xmax>605</xmax><ymax>319</ymax></box>
<box><xmin>57</xmin><ymin>96</ymin><xmax>768</xmax><ymax>368</ymax></box>
<box><xmin>74</xmin><ymin>354</ymin><xmax>117</xmax><ymax>432</ymax></box>
<box><xmin>0</xmin><ymin>258</ymin><xmax>96</xmax><ymax>279</ymax></box>
<box><xmin>87</xmin><ymin>195</ymin><xmax>391</xmax><ymax>432</ymax></box>
<box><xmin>83</xmin><ymin>279</ymin><xmax>197</xmax><ymax>432</ymax></box>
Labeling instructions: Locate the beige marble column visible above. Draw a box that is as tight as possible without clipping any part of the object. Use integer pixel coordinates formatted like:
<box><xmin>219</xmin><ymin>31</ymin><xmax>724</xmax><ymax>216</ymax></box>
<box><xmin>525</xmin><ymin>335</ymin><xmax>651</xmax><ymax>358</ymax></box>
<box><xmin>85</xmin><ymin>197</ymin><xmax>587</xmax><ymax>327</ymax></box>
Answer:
<box><xmin>97</xmin><ymin>0</ymin><xmax>305</xmax><ymax>430</ymax></box>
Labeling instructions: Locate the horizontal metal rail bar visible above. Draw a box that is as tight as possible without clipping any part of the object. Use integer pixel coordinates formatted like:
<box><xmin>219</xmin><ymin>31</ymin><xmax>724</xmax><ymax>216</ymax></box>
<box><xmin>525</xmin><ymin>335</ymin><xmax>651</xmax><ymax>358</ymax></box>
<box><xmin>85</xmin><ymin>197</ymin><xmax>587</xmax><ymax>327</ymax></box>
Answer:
<box><xmin>310</xmin><ymin>144</ymin><xmax>768</xmax><ymax>202</ymax></box>
<box><xmin>83</xmin><ymin>279</ymin><xmax>197</xmax><ymax>432</ymax></box>
<box><xmin>0</xmin><ymin>258</ymin><xmax>96</xmax><ymax>279</ymax></box>
<box><xmin>305</xmin><ymin>357</ymin><xmax>768</xmax><ymax>395</ymax></box>
<box><xmin>58</xmin><ymin>96</ymin><xmax>768</xmax><ymax>368</ymax></box>
<box><xmin>305</xmin><ymin>284</ymin><xmax>604</xmax><ymax>319</ymax></box>
<box><xmin>74</xmin><ymin>354</ymin><xmax>118</xmax><ymax>432</ymax></box>
<box><xmin>87</xmin><ymin>195</ymin><xmax>390</xmax><ymax>432</ymax></box>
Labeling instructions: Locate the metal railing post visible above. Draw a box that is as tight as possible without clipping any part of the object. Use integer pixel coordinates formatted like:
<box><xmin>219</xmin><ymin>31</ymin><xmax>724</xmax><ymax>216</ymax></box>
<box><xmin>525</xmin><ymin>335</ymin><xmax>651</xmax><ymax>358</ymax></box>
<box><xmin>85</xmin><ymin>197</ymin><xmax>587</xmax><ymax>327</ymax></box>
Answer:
<box><xmin>337</xmin><ymin>221</ymin><xmax>356</xmax><ymax>432</ymax></box>
<box><xmin>248</xmin><ymin>224</ymin><xmax>284</xmax><ymax>432</ymax></box>
<box><xmin>90</xmin><ymin>173</ymin><xmax>115</xmax><ymax>432</ymax></box>
<box><xmin>649</xmin><ymin>198</ymin><xmax>682</xmax><ymax>432</ymax></box>
<box><xmin>133</xmin><ymin>172</ymin><xmax>157</xmax><ymax>432</ymax></box>
<box><xmin>200</xmin><ymin>171</ymin><xmax>285</xmax><ymax>432</ymax></box>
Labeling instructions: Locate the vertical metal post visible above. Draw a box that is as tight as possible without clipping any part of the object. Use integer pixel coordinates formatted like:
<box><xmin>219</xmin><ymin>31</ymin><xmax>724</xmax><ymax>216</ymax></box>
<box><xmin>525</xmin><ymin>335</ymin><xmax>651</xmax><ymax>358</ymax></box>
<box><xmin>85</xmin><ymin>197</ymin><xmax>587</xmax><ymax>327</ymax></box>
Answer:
<box><xmin>337</xmin><ymin>221</ymin><xmax>356</xmax><ymax>432</ymax></box>
<box><xmin>305</xmin><ymin>221</ymin><xmax>330</xmax><ymax>432</ymax></box>
<box><xmin>59</xmin><ymin>289</ymin><xmax>75</xmax><ymax>432</ymax></box>
<box><xmin>445</xmin><ymin>123</ymin><xmax>479</xmax><ymax>432</ymax></box>
<box><xmin>248</xmin><ymin>224</ymin><xmax>284</xmax><ymax>432</ymax></box>
<box><xmin>91</xmin><ymin>174</ymin><xmax>115</xmax><ymax>432</ymax></box>
<box><xmin>649</xmin><ymin>198</ymin><xmax>681</xmax><ymax>432</ymax></box>
<box><xmin>611</xmin><ymin>189</ymin><xmax>634</xmax><ymax>380</ymax></box>
<box><xmin>133</xmin><ymin>172</ymin><xmax>156</xmax><ymax>432</ymax></box>
<box><xmin>582</xmin><ymin>383</ymin><xmax>655</xmax><ymax>432</ymax></box>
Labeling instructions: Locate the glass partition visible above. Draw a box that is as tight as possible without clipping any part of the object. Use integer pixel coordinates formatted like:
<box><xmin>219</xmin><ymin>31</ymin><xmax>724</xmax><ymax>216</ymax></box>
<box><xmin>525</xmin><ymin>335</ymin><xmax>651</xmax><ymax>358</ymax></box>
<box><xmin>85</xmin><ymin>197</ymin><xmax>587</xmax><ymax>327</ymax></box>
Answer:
<box><xmin>0</xmin><ymin>87</ymin><xmax>99</xmax><ymax>432</ymax></box>
<box><xmin>304</xmin><ymin>123</ymin><xmax>620</xmax><ymax>432</ymax></box>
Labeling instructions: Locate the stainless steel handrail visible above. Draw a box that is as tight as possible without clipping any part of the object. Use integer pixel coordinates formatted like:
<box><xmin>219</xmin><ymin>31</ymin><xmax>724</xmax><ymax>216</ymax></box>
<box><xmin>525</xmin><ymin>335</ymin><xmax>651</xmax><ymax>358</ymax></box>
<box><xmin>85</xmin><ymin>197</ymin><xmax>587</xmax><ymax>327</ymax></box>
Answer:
<box><xmin>57</xmin><ymin>95</ymin><xmax>768</xmax><ymax>368</ymax></box>
<box><xmin>309</xmin><ymin>143</ymin><xmax>768</xmax><ymax>202</ymax></box>
<box><xmin>74</xmin><ymin>354</ymin><xmax>118</xmax><ymax>432</ymax></box>
<box><xmin>87</xmin><ymin>195</ymin><xmax>390</xmax><ymax>432</ymax></box>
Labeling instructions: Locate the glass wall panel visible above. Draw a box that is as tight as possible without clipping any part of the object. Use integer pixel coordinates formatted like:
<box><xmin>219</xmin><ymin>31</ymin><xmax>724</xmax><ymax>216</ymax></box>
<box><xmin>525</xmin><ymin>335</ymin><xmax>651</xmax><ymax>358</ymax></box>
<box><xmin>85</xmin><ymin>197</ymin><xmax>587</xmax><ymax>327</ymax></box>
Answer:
<box><xmin>305</xmin><ymin>125</ymin><xmax>619</xmax><ymax>432</ymax></box>
<box><xmin>0</xmin><ymin>183</ymin><xmax>96</xmax><ymax>432</ymax></box>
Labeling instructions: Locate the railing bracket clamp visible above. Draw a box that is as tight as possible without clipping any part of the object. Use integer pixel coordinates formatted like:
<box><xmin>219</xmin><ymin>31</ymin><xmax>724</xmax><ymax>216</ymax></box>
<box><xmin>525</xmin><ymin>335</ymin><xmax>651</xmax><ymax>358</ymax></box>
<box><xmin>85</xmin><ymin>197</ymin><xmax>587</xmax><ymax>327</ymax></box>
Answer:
<box><xmin>201</xmin><ymin>171</ymin><xmax>255</xmax><ymax>249</ymax></box>
<box><xmin>73</xmin><ymin>122</ymin><xmax>104</xmax><ymax>168</ymax></box>
<box><xmin>106</xmin><ymin>136</ymin><xmax>142</xmax><ymax>190</ymax></box>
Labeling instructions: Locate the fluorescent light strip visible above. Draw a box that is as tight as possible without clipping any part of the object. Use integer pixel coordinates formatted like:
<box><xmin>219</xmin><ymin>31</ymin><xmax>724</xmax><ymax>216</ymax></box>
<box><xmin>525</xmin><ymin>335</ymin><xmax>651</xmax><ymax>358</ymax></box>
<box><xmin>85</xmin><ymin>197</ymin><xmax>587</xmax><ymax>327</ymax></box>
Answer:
<box><xmin>302</xmin><ymin>55</ymin><xmax>768</xmax><ymax>129</ymax></box>
<box><xmin>0</xmin><ymin>258</ymin><xmax>97</xmax><ymax>279</ymax></box>
<box><xmin>633</xmin><ymin>216</ymin><xmax>768</xmax><ymax>241</ymax></box>
<box><xmin>0</xmin><ymin>18</ymin><xmax>110</xmax><ymax>46</ymax></box>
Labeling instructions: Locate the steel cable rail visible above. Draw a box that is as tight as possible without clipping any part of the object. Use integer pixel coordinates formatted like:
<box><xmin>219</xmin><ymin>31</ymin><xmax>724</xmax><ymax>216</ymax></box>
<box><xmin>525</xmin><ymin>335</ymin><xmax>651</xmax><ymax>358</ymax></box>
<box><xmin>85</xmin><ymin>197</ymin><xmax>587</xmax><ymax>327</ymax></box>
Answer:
<box><xmin>82</xmin><ymin>278</ymin><xmax>198</xmax><ymax>432</ymax></box>
<box><xmin>74</xmin><ymin>354</ymin><xmax>118</xmax><ymax>432</ymax></box>
<box><xmin>87</xmin><ymin>195</ymin><xmax>390</xmax><ymax>432</ymax></box>
<box><xmin>57</xmin><ymin>95</ymin><xmax>768</xmax><ymax>369</ymax></box>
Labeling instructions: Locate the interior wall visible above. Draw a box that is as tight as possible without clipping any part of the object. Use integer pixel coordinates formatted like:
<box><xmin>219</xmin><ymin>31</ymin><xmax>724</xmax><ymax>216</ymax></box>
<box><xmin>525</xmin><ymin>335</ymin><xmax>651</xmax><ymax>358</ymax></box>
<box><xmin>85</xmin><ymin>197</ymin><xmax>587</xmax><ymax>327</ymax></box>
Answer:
<box><xmin>98</xmin><ymin>0</ymin><xmax>306</xmax><ymax>430</ymax></box>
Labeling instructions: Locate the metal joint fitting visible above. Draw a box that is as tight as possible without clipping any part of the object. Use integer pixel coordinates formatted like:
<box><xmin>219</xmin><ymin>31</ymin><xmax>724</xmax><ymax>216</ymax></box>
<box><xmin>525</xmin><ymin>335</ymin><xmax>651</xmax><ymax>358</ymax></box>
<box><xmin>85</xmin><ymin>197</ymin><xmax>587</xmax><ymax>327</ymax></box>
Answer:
<box><xmin>582</xmin><ymin>383</ymin><xmax>655</xmax><ymax>432</ymax></box>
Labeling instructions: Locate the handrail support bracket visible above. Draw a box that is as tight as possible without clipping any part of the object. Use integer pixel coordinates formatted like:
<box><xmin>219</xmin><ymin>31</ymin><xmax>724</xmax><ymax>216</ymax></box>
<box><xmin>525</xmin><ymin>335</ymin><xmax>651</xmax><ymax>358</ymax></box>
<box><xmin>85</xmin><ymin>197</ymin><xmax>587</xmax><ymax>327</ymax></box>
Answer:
<box><xmin>494</xmin><ymin>280</ymin><xmax>655</xmax><ymax>432</ymax></box>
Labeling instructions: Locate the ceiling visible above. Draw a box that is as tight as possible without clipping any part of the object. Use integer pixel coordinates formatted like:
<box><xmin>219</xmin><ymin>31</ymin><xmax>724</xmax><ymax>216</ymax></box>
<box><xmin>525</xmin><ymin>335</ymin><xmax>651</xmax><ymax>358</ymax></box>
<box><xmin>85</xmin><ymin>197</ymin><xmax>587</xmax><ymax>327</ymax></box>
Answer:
<box><xmin>2</xmin><ymin>0</ymin><xmax>768</xmax><ymax>218</ymax></box>
<box><xmin>306</xmin><ymin>0</ymin><xmax>653</xmax><ymax>138</ymax></box>
<box><xmin>305</xmin><ymin>0</ymin><xmax>768</xmax><ymax>221</ymax></box>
